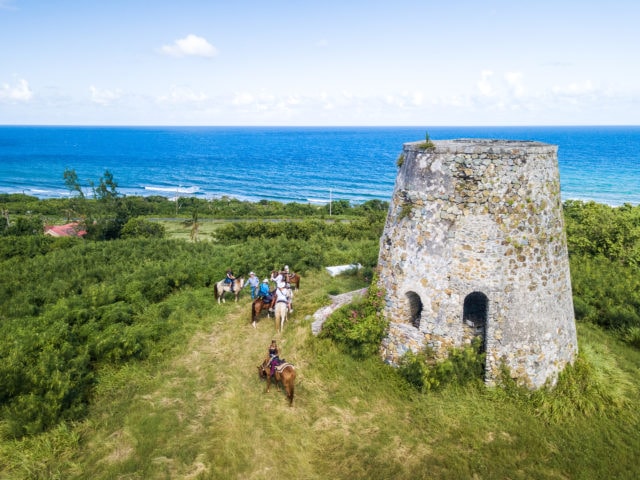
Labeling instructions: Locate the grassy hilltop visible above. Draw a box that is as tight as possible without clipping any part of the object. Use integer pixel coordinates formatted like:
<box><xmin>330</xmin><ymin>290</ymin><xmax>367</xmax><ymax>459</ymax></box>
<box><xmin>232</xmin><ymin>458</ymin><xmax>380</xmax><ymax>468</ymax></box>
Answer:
<box><xmin>1</xmin><ymin>192</ymin><xmax>639</xmax><ymax>479</ymax></box>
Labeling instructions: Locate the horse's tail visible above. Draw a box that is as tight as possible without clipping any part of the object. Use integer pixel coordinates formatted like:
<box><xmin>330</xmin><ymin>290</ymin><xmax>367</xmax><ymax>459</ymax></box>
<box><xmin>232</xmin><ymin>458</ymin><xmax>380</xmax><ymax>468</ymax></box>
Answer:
<box><xmin>213</xmin><ymin>282</ymin><xmax>220</xmax><ymax>299</ymax></box>
<box><xmin>251</xmin><ymin>299</ymin><xmax>258</xmax><ymax>323</ymax></box>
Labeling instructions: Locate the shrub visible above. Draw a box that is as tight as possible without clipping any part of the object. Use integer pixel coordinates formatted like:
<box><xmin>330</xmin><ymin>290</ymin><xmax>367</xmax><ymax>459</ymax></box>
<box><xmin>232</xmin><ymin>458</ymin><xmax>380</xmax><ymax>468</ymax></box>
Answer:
<box><xmin>623</xmin><ymin>326</ymin><xmax>640</xmax><ymax>349</ymax></box>
<box><xmin>1</xmin><ymin>215</ymin><xmax>44</xmax><ymax>236</ymax></box>
<box><xmin>121</xmin><ymin>217</ymin><xmax>165</xmax><ymax>239</ymax></box>
<box><xmin>319</xmin><ymin>275</ymin><xmax>388</xmax><ymax>358</ymax></box>
<box><xmin>417</xmin><ymin>131</ymin><xmax>436</xmax><ymax>151</ymax></box>
<box><xmin>495</xmin><ymin>349</ymin><xmax>631</xmax><ymax>422</ymax></box>
<box><xmin>398</xmin><ymin>338</ymin><xmax>486</xmax><ymax>392</ymax></box>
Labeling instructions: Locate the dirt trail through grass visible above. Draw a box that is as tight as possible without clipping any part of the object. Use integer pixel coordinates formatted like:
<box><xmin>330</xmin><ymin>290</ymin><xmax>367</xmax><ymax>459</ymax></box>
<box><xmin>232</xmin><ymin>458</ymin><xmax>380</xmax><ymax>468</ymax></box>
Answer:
<box><xmin>147</xmin><ymin>297</ymin><xmax>316</xmax><ymax>478</ymax></box>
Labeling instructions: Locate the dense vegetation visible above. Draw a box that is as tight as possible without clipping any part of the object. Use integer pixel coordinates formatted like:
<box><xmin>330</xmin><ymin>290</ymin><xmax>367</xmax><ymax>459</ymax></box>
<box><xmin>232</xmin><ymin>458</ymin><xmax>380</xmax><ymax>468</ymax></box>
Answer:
<box><xmin>564</xmin><ymin>200</ymin><xmax>640</xmax><ymax>347</ymax></box>
<box><xmin>1</xmin><ymin>188</ymin><xmax>639</xmax><ymax>478</ymax></box>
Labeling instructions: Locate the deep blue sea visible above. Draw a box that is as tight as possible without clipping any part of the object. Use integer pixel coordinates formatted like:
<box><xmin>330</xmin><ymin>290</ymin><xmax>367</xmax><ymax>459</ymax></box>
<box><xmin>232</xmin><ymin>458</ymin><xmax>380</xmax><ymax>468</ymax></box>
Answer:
<box><xmin>1</xmin><ymin>126</ymin><xmax>639</xmax><ymax>206</ymax></box>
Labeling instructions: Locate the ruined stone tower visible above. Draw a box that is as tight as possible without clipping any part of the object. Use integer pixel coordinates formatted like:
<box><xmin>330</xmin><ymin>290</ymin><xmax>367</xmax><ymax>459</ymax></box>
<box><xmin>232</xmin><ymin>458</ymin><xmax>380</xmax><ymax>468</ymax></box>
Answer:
<box><xmin>377</xmin><ymin>139</ymin><xmax>577</xmax><ymax>388</ymax></box>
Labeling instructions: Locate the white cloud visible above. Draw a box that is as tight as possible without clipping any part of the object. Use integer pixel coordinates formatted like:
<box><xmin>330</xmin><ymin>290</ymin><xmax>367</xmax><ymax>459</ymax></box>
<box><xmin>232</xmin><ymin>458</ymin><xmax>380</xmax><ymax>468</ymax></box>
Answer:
<box><xmin>90</xmin><ymin>85</ymin><xmax>121</xmax><ymax>105</ymax></box>
<box><xmin>157</xmin><ymin>86</ymin><xmax>209</xmax><ymax>104</ymax></box>
<box><xmin>505</xmin><ymin>71</ymin><xmax>525</xmax><ymax>97</ymax></box>
<box><xmin>552</xmin><ymin>80</ymin><xmax>595</xmax><ymax>96</ymax></box>
<box><xmin>161</xmin><ymin>34</ymin><xmax>218</xmax><ymax>58</ymax></box>
<box><xmin>477</xmin><ymin>70</ymin><xmax>494</xmax><ymax>97</ymax></box>
<box><xmin>0</xmin><ymin>78</ymin><xmax>33</xmax><ymax>102</ymax></box>
<box><xmin>231</xmin><ymin>92</ymin><xmax>255</xmax><ymax>106</ymax></box>
<box><xmin>384</xmin><ymin>91</ymin><xmax>425</xmax><ymax>109</ymax></box>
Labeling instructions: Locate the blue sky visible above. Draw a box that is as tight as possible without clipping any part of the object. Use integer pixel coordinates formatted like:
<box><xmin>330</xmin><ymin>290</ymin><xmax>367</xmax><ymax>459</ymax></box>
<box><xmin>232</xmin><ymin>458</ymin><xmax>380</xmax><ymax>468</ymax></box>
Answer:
<box><xmin>1</xmin><ymin>0</ymin><xmax>639</xmax><ymax>126</ymax></box>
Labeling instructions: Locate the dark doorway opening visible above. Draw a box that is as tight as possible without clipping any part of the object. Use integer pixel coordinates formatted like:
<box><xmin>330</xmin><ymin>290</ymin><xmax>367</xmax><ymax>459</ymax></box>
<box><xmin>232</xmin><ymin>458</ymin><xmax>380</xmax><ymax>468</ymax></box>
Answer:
<box><xmin>406</xmin><ymin>291</ymin><xmax>423</xmax><ymax>329</ymax></box>
<box><xmin>463</xmin><ymin>291</ymin><xmax>488</xmax><ymax>352</ymax></box>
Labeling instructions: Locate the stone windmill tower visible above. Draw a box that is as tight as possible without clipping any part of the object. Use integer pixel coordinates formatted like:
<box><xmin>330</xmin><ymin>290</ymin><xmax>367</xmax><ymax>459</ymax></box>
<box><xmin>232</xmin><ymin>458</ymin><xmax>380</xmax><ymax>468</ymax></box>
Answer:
<box><xmin>377</xmin><ymin>138</ymin><xmax>577</xmax><ymax>388</ymax></box>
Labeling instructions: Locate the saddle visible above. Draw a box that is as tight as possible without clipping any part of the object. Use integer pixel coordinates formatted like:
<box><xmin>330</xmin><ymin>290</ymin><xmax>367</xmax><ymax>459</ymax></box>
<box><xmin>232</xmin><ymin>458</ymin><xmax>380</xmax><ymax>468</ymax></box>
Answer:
<box><xmin>275</xmin><ymin>362</ymin><xmax>294</xmax><ymax>373</ymax></box>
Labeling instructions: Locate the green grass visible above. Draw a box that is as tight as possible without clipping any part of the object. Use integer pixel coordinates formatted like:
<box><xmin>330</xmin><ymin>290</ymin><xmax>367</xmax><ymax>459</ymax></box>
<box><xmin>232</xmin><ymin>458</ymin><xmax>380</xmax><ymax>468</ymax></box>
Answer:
<box><xmin>154</xmin><ymin>218</ymin><xmax>226</xmax><ymax>241</ymax></box>
<box><xmin>1</xmin><ymin>275</ymin><xmax>639</xmax><ymax>479</ymax></box>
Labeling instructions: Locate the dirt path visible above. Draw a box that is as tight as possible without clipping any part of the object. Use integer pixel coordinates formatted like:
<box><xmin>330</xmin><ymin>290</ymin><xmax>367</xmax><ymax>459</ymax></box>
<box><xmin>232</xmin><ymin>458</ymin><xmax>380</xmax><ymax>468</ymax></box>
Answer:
<box><xmin>90</xmin><ymin>291</ymin><xmax>319</xmax><ymax>479</ymax></box>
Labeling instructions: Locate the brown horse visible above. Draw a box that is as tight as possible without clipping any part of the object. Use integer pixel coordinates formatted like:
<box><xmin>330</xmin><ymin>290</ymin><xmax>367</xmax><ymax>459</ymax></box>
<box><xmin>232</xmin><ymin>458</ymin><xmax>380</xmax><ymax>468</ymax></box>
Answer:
<box><xmin>271</xmin><ymin>270</ymin><xmax>300</xmax><ymax>291</ymax></box>
<box><xmin>258</xmin><ymin>358</ymin><xmax>296</xmax><ymax>406</ymax></box>
<box><xmin>214</xmin><ymin>277</ymin><xmax>245</xmax><ymax>303</ymax></box>
<box><xmin>251</xmin><ymin>296</ymin><xmax>272</xmax><ymax>328</ymax></box>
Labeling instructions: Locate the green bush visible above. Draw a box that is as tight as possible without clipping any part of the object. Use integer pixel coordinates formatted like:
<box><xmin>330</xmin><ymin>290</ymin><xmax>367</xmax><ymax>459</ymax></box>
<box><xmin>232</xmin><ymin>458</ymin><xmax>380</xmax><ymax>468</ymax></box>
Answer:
<box><xmin>623</xmin><ymin>326</ymin><xmax>640</xmax><ymax>348</ymax></box>
<box><xmin>398</xmin><ymin>338</ymin><xmax>486</xmax><ymax>392</ymax></box>
<box><xmin>495</xmin><ymin>348</ymin><xmax>631</xmax><ymax>422</ymax></box>
<box><xmin>1</xmin><ymin>215</ymin><xmax>44</xmax><ymax>236</ymax></box>
<box><xmin>121</xmin><ymin>217</ymin><xmax>165</xmax><ymax>238</ymax></box>
<box><xmin>320</xmin><ymin>275</ymin><xmax>388</xmax><ymax>358</ymax></box>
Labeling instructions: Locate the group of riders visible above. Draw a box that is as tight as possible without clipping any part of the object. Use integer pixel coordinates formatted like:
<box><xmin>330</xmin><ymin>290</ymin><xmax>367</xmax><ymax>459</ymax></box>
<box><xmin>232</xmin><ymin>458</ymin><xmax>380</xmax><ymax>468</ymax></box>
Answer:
<box><xmin>223</xmin><ymin>265</ymin><xmax>294</xmax><ymax>312</ymax></box>
<box><xmin>221</xmin><ymin>267</ymin><xmax>294</xmax><ymax>379</ymax></box>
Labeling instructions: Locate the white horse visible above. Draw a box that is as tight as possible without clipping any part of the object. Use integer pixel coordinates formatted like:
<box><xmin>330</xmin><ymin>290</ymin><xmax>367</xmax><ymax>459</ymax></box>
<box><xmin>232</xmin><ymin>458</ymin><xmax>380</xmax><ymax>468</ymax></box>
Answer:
<box><xmin>274</xmin><ymin>301</ymin><xmax>288</xmax><ymax>332</ymax></box>
<box><xmin>214</xmin><ymin>277</ymin><xmax>245</xmax><ymax>303</ymax></box>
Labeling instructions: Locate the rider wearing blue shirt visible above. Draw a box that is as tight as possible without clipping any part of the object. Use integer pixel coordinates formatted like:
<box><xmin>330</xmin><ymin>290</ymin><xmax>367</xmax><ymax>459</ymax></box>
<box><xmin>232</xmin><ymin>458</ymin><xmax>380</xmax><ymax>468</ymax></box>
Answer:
<box><xmin>224</xmin><ymin>269</ymin><xmax>236</xmax><ymax>292</ymax></box>
<box><xmin>259</xmin><ymin>278</ymin><xmax>272</xmax><ymax>301</ymax></box>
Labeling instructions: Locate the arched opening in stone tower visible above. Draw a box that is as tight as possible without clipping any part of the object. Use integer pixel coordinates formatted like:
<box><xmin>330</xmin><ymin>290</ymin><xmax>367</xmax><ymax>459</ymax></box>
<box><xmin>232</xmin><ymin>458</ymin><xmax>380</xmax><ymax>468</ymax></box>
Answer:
<box><xmin>406</xmin><ymin>291</ymin><xmax>422</xmax><ymax>329</ymax></box>
<box><xmin>463</xmin><ymin>292</ymin><xmax>488</xmax><ymax>352</ymax></box>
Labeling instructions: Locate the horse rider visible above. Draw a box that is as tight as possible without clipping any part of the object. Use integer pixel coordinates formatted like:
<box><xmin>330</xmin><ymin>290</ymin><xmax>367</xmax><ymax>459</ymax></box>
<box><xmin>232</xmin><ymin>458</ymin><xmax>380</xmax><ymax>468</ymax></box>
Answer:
<box><xmin>224</xmin><ymin>269</ymin><xmax>236</xmax><ymax>292</ymax></box>
<box><xmin>270</xmin><ymin>269</ymin><xmax>284</xmax><ymax>285</ymax></box>
<box><xmin>259</xmin><ymin>278</ymin><xmax>273</xmax><ymax>302</ymax></box>
<box><xmin>266</xmin><ymin>339</ymin><xmax>280</xmax><ymax>376</ymax></box>
<box><xmin>246</xmin><ymin>271</ymin><xmax>260</xmax><ymax>299</ymax></box>
<box><xmin>283</xmin><ymin>265</ymin><xmax>290</xmax><ymax>282</ymax></box>
<box><xmin>274</xmin><ymin>281</ymin><xmax>292</xmax><ymax>313</ymax></box>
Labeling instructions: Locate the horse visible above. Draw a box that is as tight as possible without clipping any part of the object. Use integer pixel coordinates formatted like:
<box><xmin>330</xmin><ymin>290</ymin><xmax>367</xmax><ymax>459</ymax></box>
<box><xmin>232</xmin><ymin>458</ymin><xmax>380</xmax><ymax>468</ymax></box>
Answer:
<box><xmin>271</xmin><ymin>270</ymin><xmax>300</xmax><ymax>291</ymax></box>
<box><xmin>214</xmin><ymin>276</ymin><xmax>245</xmax><ymax>303</ymax></box>
<box><xmin>251</xmin><ymin>296</ymin><xmax>272</xmax><ymax>328</ymax></box>
<box><xmin>258</xmin><ymin>357</ymin><xmax>296</xmax><ymax>406</ymax></box>
<box><xmin>274</xmin><ymin>301</ymin><xmax>288</xmax><ymax>332</ymax></box>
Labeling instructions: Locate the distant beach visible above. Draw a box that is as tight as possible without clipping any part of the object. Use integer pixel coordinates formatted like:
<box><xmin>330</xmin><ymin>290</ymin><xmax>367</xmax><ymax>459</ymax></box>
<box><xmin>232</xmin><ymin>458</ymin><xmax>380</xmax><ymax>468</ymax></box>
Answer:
<box><xmin>1</xmin><ymin>126</ymin><xmax>639</xmax><ymax>206</ymax></box>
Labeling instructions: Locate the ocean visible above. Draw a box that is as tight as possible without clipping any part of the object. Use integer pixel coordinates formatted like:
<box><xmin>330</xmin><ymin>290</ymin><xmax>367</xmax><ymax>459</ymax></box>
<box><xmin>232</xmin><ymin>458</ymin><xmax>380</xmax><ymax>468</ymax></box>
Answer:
<box><xmin>1</xmin><ymin>126</ymin><xmax>639</xmax><ymax>206</ymax></box>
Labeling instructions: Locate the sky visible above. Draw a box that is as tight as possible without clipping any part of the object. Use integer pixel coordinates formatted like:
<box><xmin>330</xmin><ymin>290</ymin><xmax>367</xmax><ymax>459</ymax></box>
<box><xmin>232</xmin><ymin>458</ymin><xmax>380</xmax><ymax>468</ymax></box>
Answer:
<box><xmin>1</xmin><ymin>0</ymin><xmax>639</xmax><ymax>126</ymax></box>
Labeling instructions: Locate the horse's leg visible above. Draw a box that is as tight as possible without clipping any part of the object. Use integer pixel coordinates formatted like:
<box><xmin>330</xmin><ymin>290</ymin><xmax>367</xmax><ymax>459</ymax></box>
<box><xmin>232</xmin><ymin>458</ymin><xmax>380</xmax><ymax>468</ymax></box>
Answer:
<box><xmin>285</xmin><ymin>371</ymin><xmax>295</xmax><ymax>406</ymax></box>
<box><xmin>265</xmin><ymin>371</ymin><xmax>272</xmax><ymax>393</ymax></box>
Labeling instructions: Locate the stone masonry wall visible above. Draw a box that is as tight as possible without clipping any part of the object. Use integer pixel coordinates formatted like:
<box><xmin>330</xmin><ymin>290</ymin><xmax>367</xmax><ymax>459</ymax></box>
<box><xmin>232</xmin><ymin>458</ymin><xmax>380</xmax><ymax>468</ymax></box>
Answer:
<box><xmin>377</xmin><ymin>139</ymin><xmax>577</xmax><ymax>388</ymax></box>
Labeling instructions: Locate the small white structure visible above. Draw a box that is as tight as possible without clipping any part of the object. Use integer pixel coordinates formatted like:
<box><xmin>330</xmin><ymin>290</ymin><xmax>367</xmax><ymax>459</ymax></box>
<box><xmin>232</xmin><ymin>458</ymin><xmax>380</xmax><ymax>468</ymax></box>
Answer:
<box><xmin>325</xmin><ymin>263</ymin><xmax>362</xmax><ymax>277</ymax></box>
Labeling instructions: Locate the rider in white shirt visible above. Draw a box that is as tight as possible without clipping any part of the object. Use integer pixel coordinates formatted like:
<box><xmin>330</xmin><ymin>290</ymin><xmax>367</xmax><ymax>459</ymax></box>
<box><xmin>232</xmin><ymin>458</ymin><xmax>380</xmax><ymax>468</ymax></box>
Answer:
<box><xmin>274</xmin><ymin>281</ymin><xmax>292</xmax><ymax>312</ymax></box>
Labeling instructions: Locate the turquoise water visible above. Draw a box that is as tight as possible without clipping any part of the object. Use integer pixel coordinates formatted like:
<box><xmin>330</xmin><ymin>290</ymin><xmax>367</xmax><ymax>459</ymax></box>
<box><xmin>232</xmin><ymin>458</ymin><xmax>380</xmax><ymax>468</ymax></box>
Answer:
<box><xmin>1</xmin><ymin>126</ymin><xmax>638</xmax><ymax>205</ymax></box>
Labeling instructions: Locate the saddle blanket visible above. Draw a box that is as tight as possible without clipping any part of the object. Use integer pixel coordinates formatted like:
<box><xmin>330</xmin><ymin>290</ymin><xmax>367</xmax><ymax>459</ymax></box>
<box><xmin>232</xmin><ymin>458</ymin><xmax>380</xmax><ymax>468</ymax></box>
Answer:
<box><xmin>275</xmin><ymin>362</ymin><xmax>294</xmax><ymax>373</ymax></box>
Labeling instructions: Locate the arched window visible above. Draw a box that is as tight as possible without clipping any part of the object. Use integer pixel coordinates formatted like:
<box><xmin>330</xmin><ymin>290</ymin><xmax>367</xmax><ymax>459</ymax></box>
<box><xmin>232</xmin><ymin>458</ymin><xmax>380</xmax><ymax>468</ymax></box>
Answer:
<box><xmin>406</xmin><ymin>291</ymin><xmax>422</xmax><ymax>329</ymax></box>
<box><xmin>463</xmin><ymin>292</ymin><xmax>488</xmax><ymax>352</ymax></box>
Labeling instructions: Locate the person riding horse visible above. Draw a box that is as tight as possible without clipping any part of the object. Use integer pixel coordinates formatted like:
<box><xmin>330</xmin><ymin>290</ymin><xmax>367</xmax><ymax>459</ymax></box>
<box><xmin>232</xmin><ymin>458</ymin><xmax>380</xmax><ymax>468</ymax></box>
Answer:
<box><xmin>270</xmin><ymin>269</ymin><xmax>284</xmax><ymax>284</ymax></box>
<box><xmin>274</xmin><ymin>281</ymin><xmax>292</xmax><ymax>313</ymax></box>
<box><xmin>224</xmin><ymin>269</ymin><xmax>236</xmax><ymax>292</ymax></box>
<box><xmin>258</xmin><ymin>278</ymin><xmax>272</xmax><ymax>302</ymax></box>
<box><xmin>266</xmin><ymin>339</ymin><xmax>280</xmax><ymax>377</ymax></box>
<box><xmin>271</xmin><ymin>265</ymin><xmax>299</xmax><ymax>291</ymax></box>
